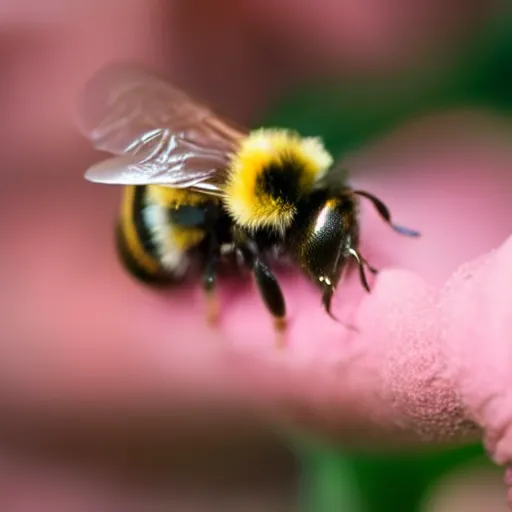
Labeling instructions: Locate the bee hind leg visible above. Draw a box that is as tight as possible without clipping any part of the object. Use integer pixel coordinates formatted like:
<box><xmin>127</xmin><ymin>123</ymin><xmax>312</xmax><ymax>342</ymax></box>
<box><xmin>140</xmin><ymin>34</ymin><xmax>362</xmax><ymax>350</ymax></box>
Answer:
<box><xmin>203</xmin><ymin>265</ymin><xmax>220</xmax><ymax>326</ymax></box>
<box><xmin>202</xmin><ymin>241</ymin><xmax>221</xmax><ymax>326</ymax></box>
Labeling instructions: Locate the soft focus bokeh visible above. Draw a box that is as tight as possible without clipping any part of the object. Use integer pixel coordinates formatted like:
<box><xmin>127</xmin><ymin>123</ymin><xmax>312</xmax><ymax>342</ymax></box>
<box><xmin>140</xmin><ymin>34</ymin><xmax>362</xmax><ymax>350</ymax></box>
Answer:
<box><xmin>1</xmin><ymin>0</ymin><xmax>511</xmax><ymax>510</ymax></box>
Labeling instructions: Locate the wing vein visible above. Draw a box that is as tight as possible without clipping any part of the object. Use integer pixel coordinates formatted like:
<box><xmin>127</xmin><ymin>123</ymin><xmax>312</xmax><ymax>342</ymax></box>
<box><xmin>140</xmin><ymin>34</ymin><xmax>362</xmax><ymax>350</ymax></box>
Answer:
<box><xmin>78</xmin><ymin>64</ymin><xmax>248</xmax><ymax>194</ymax></box>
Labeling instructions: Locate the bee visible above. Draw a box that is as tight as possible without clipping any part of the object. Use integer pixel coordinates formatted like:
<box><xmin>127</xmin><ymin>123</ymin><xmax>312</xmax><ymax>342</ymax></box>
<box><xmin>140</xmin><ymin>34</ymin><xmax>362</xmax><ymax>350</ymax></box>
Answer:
<box><xmin>77</xmin><ymin>64</ymin><xmax>419</xmax><ymax>337</ymax></box>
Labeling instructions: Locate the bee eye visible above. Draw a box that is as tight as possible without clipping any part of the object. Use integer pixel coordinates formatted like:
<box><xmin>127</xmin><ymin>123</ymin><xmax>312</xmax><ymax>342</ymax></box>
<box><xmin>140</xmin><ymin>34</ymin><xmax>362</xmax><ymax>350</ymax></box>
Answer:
<box><xmin>288</xmin><ymin>196</ymin><xmax>357</xmax><ymax>291</ymax></box>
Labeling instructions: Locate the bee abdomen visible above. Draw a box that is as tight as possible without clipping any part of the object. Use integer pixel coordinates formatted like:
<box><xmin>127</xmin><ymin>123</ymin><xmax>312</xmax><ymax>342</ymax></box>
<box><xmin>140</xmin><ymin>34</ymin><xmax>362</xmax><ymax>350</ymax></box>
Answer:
<box><xmin>115</xmin><ymin>221</ymin><xmax>171</xmax><ymax>285</ymax></box>
<box><xmin>142</xmin><ymin>201</ymin><xmax>203</xmax><ymax>276</ymax></box>
<box><xmin>117</xmin><ymin>185</ymin><xmax>185</xmax><ymax>285</ymax></box>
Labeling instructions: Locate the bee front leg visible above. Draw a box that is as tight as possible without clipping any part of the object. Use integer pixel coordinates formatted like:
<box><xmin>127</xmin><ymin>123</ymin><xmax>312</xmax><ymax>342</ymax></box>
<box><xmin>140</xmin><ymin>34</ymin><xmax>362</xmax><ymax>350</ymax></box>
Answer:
<box><xmin>348</xmin><ymin>247</ymin><xmax>373</xmax><ymax>292</ymax></box>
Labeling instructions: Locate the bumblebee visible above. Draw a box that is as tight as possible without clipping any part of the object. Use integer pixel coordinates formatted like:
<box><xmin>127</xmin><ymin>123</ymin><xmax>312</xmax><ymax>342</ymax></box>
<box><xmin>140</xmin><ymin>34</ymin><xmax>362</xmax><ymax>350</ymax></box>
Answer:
<box><xmin>77</xmin><ymin>64</ymin><xmax>419</xmax><ymax>336</ymax></box>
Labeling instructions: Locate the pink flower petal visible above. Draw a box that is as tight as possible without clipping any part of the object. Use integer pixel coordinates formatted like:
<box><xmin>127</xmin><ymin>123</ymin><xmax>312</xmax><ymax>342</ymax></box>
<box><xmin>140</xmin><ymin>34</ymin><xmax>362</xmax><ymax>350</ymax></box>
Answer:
<box><xmin>223</xmin><ymin>266</ymin><xmax>481</xmax><ymax>446</ymax></box>
<box><xmin>2</xmin><ymin>111</ymin><xmax>512</xmax><ymax>473</ymax></box>
<box><xmin>440</xmin><ymin>235</ymin><xmax>512</xmax><ymax>464</ymax></box>
<box><xmin>219</xmin><ymin>112</ymin><xmax>512</xmax><ymax>449</ymax></box>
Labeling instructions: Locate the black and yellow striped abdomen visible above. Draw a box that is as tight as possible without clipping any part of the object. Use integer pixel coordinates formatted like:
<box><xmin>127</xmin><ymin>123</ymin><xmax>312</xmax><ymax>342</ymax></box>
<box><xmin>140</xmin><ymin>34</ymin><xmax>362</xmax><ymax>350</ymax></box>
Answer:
<box><xmin>116</xmin><ymin>185</ymin><xmax>164</xmax><ymax>283</ymax></box>
<box><xmin>116</xmin><ymin>185</ymin><xmax>210</xmax><ymax>284</ymax></box>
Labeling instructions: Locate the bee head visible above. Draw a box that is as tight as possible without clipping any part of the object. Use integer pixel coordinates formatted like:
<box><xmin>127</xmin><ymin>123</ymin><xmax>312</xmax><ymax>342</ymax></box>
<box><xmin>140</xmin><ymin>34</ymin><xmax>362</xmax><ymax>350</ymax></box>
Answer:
<box><xmin>223</xmin><ymin>129</ymin><xmax>333</xmax><ymax>233</ymax></box>
<box><xmin>286</xmin><ymin>191</ymin><xmax>359</xmax><ymax>311</ymax></box>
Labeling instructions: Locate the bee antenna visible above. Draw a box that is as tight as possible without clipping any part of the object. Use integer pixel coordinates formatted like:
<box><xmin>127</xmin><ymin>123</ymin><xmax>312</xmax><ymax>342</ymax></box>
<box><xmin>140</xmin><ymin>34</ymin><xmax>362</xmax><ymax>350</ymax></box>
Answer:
<box><xmin>353</xmin><ymin>189</ymin><xmax>420</xmax><ymax>238</ymax></box>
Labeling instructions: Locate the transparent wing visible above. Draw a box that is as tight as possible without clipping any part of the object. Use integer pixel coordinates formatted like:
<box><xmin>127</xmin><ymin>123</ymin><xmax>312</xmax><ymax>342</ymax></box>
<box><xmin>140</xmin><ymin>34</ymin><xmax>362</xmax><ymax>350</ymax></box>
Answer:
<box><xmin>315</xmin><ymin>158</ymin><xmax>350</xmax><ymax>190</ymax></box>
<box><xmin>76</xmin><ymin>63</ymin><xmax>248</xmax><ymax>192</ymax></box>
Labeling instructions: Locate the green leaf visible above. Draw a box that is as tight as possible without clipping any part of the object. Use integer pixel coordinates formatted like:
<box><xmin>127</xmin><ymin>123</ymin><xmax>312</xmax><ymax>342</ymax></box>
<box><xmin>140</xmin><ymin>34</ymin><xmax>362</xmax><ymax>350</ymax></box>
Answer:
<box><xmin>258</xmin><ymin>12</ymin><xmax>512</xmax><ymax>158</ymax></box>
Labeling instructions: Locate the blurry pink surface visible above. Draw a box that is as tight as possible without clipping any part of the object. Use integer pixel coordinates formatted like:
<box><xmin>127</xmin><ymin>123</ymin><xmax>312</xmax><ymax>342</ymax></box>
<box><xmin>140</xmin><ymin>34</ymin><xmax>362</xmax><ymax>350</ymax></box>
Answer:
<box><xmin>0</xmin><ymin>0</ymin><xmax>498</xmax><ymax>181</ymax></box>
<box><xmin>220</xmin><ymin>112</ymin><xmax>512</xmax><ymax>448</ymax></box>
<box><xmin>0</xmin><ymin>1</ymin><xmax>509</xmax><ymax>509</ymax></box>
<box><xmin>2</xmin><ymin>111</ymin><xmax>512</xmax><ymax>456</ymax></box>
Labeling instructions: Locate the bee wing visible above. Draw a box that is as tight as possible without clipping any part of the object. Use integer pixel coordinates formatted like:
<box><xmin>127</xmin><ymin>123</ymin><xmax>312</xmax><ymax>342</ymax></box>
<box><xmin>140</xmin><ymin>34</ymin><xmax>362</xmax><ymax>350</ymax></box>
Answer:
<box><xmin>316</xmin><ymin>158</ymin><xmax>350</xmax><ymax>190</ymax></box>
<box><xmin>76</xmin><ymin>63</ymin><xmax>248</xmax><ymax>193</ymax></box>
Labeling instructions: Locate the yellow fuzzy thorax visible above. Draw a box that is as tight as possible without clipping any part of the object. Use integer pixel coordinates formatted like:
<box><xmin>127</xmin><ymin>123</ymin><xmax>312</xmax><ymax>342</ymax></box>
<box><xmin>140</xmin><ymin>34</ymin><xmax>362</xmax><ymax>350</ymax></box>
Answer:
<box><xmin>223</xmin><ymin>129</ymin><xmax>333</xmax><ymax>232</ymax></box>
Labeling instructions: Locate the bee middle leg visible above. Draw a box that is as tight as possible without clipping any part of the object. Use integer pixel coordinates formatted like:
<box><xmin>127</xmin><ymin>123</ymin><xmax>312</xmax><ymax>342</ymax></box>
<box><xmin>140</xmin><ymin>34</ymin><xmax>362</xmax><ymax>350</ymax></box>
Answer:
<box><xmin>237</xmin><ymin>242</ymin><xmax>287</xmax><ymax>345</ymax></box>
<box><xmin>252</xmin><ymin>258</ymin><xmax>287</xmax><ymax>334</ymax></box>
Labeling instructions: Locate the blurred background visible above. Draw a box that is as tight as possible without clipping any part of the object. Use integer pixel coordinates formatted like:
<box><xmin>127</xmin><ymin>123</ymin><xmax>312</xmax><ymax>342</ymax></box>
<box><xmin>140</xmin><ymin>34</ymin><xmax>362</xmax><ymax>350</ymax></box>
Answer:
<box><xmin>0</xmin><ymin>0</ymin><xmax>511</xmax><ymax>510</ymax></box>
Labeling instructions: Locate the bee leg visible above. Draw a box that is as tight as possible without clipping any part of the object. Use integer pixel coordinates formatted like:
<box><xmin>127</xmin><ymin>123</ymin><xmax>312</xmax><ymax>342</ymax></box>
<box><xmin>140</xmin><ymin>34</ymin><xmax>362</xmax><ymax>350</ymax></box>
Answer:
<box><xmin>361</xmin><ymin>256</ymin><xmax>378</xmax><ymax>275</ymax></box>
<box><xmin>248</xmin><ymin>257</ymin><xmax>286</xmax><ymax>347</ymax></box>
<box><xmin>202</xmin><ymin>241</ymin><xmax>220</xmax><ymax>326</ymax></box>
<box><xmin>252</xmin><ymin>258</ymin><xmax>287</xmax><ymax>329</ymax></box>
<box><xmin>348</xmin><ymin>247</ymin><xmax>372</xmax><ymax>293</ymax></box>
<box><xmin>203</xmin><ymin>263</ymin><xmax>220</xmax><ymax>325</ymax></box>
<box><xmin>235</xmin><ymin>237</ymin><xmax>287</xmax><ymax>346</ymax></box>
<box><xmin>321</xmin><ymin>284</ymin><xmax>338</xmax><ymax>320</ymax></box>
<box><xmin>321</xmin><ymin>276</ymin><xmax>359</xmax><ymax>332</ymax></box>
<box><xmin>353</xmin><ymin>190</ymin><xmax>421</xmax><ymax>237</ymax></box>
